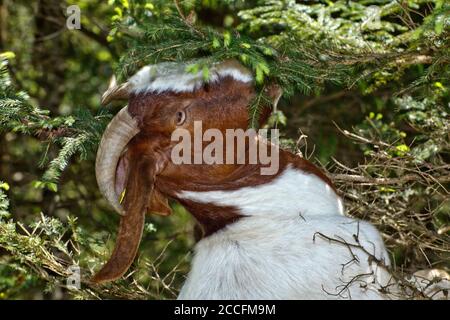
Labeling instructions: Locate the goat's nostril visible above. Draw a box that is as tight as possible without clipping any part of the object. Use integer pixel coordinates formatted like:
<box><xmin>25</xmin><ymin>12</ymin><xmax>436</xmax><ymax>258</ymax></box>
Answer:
<box><xmin>176</xmin><ymin>110</ymin><xmax>186</xmax><ymax>125</ymax></box>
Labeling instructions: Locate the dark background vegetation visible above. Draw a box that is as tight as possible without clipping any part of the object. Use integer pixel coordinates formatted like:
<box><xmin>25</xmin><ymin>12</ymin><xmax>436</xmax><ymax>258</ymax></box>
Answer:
<box><xmin>0</xmin><ymin>0</ymin><xmax>448</xmax><ymax>299</ymax></box>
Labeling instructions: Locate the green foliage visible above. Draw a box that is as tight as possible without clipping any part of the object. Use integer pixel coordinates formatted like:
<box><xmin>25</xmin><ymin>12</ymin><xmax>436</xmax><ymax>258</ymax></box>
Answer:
<box><xmin>110</xmin><ymin>0</ymin><xmax>448</xmax><ymax>124</ymax></box>
<box><xmin>397</xmin><ymin>95</ymin><xmax>449</xmax><ymax>162</ymax></box>
<box><xmin>0</xmin><ymin>58</ymin><xmax>111</xmax><ymax>188</ymax></box>
<box><xmin>0</xmin><ymin>182</ymin><xmax>10</xmax><ymax>220</ymax></box>
<box><xmin>0</xmin><ymin>186</ymin><xmax>191</xmax><ymax>299</ymax></box>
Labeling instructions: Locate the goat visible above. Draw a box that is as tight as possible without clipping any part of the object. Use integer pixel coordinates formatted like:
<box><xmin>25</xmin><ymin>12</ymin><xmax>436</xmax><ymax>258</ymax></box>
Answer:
<box><xmin>93</xmin><ymin>60</ymin><xmax>396</xmax><ymax>299</ymax></box>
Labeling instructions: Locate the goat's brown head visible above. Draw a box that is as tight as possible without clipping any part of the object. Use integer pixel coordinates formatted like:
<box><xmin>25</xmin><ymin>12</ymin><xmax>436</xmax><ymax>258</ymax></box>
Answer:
<box><xmin>93</xmin><ymin>60</ymin><xmax>280</xmax><ymax>283</ymax></box>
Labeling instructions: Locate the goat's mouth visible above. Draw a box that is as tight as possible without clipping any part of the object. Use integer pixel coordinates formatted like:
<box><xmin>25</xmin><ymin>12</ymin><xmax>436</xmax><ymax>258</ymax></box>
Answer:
<box><xmin>113</xmin><ymin>147</ymin><xmax>171</xmax><ymax>216</ymax></box>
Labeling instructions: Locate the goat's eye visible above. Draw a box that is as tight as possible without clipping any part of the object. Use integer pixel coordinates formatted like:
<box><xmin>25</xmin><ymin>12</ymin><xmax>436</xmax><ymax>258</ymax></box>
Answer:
<box><xmin>176</xmin><ymin>110</ymin><xmax>186</xmax><ymax>125</ymax></box>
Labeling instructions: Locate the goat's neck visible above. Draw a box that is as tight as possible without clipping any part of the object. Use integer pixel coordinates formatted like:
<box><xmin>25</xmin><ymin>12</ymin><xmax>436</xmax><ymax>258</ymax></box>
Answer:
<box><xmin>168</xmin><ymin>156</ymin><xmax>343</xmax><ymax>237</ymax></box>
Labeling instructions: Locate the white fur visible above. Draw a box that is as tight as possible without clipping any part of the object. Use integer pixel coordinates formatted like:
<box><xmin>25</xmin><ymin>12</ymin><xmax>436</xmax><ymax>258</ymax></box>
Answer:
<box><xmin>128</xmin><ymin>62</ymin><xmax>253</xmax><ymax>94</ymax></box>
<box><xmin>179</xmin><ymin>165</ymin><xmax>345</xmax><ymax>218</ymax></box>
<box><xmin>177</xmin><ymin>166</ymin><xmax>395</xmax><ymax>299</ymax></box>
<box><xmin>178</xmin><ymin>215</ymin><xmax>394</xmax><ymax>299</ymax></box>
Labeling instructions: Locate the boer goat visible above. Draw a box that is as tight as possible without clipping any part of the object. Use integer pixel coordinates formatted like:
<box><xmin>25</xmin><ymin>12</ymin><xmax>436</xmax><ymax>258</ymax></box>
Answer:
<box><xmin>93</xmin><ymin>60</ymin><xmax>396</xmax><ymax>299</ymax></box>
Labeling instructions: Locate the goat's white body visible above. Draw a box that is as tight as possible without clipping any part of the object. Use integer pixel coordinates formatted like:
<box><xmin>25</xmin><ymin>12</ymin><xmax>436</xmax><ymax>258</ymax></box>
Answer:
<box><xmin>179</xmin><ymin>215</ymin><xmax>392</xmax><ymax>299</ymax></box>
<box><xmin>177</xmin><ymin>166</ymin><xmax>394</xmax><ymax>299</ymax></box>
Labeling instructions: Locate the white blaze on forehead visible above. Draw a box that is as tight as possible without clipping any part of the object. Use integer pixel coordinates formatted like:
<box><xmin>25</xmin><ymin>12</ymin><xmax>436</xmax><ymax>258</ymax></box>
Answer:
<box><xmin>128</xmin><ymin>61</ymin><xmax>253</xmax><ymax>94</ymax></box>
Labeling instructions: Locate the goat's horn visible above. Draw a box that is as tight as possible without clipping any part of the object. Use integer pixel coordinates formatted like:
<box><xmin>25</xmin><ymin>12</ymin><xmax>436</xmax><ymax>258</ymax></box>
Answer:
<box><xmin>96</xmin><ymin>106</ymin><xmax>139</xmax><ymax>215</ymax></box>
<box><xmin>101</xmin><ymin>77</ymin><xmax>131</xmax><ymax>105</ymax></box>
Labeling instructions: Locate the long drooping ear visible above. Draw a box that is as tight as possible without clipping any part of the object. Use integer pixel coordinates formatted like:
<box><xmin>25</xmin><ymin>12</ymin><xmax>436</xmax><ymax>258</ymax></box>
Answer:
<box><xmin>92</xmin><ymin>156</ymin><xmax>155</xmax><ymax>284</ymax></box>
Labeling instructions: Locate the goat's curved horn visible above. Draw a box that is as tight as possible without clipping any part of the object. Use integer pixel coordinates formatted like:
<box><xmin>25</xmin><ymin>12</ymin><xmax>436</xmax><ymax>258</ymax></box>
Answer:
<box><xmin>101</xmin><ymin>77</ymin><xmax>131</xmax><ymax>105</ymax></box>
<box><xmin>96</xmin><ymin>106</ymin><xmax>139</xmax><ymax>215</ymax></box>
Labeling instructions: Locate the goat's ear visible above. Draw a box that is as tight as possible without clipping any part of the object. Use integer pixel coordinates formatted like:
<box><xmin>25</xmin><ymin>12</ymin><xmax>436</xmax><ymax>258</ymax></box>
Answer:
<box><xmin>147</xmin><ymin>189</ymin><xmax>172</xmax><ymax>216</ymax></box>
<box><xmin>91</xmin><ymin>156</ymin><xmax>151</xmax><ymax>284</ymax></box>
